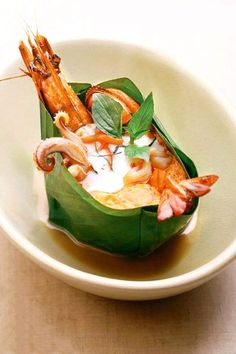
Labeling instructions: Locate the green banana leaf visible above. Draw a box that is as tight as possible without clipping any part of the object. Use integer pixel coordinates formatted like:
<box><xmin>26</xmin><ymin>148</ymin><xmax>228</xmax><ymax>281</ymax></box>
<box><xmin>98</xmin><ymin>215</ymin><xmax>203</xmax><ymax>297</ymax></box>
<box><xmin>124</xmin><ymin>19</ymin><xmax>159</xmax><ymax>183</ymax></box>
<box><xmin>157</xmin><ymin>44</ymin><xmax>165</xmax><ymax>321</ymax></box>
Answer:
<box><xmin>39</xmin><ymin>79</ymin><xmax>198</xmax><ymax>256</ymax></box>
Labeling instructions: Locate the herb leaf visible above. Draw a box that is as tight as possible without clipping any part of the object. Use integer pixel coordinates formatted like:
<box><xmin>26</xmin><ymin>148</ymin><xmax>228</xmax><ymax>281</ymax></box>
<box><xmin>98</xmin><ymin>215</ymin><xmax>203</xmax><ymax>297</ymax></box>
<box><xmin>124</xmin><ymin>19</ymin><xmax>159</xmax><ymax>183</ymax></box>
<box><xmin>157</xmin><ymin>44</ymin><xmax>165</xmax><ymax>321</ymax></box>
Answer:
<box><xmin>99</xmin><ymin>77</ymin><xmax>144</xmax><ymax>104</ymax></box>
<box><xmin>125</xmin><ymin>145</ymin><xmax>150</xmax><ymax>162</ymax></box>
<box><xmin>126</xmin><ymin>93</ymin><xmax>154</xmax><ymax>142</ymax></box>
<box><xmin>92</xmin><ymin>93</ymin><xmax>123</xmax><ymax>138</ymax></box>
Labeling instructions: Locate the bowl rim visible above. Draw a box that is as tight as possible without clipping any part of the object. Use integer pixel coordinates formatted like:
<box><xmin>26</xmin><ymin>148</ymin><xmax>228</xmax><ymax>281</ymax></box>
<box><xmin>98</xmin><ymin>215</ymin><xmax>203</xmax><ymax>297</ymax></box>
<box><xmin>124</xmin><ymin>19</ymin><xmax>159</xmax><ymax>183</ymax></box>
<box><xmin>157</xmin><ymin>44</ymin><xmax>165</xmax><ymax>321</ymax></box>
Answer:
<box><xmin>1</xmin><ymin>208</ymin><xmax>235</xmax><ymax>290</ymax></box>
<box><xmin>0</xmin><ymin>38</ymin><xmax>235</xmax><ymax>291</ymax></box>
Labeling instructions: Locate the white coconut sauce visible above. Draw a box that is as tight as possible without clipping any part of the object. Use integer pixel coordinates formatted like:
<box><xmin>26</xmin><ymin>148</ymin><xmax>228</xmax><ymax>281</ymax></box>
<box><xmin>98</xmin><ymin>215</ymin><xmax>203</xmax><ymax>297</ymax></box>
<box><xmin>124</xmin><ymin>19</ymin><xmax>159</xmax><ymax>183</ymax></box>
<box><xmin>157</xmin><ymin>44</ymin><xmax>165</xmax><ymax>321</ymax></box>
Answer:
<box><xmin>78</xmin><ymin>124</ymin><xmax>154</xmax><ymax>193</ymax></box>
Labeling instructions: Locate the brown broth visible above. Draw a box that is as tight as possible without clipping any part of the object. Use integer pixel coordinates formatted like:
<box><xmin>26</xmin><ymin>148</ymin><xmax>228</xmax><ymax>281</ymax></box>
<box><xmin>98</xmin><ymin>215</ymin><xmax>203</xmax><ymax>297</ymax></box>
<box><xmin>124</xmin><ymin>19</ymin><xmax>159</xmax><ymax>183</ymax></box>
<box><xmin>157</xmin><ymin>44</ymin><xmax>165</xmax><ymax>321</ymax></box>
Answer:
<box><xmin>46</xmin><ymin>227</ymin><xmax>197</xmax><ymax>280</ymax></box>
<box><xmin>34</xmin><ymin>169</ymin><xmax>198</xmax><ymax>280</ymax></box>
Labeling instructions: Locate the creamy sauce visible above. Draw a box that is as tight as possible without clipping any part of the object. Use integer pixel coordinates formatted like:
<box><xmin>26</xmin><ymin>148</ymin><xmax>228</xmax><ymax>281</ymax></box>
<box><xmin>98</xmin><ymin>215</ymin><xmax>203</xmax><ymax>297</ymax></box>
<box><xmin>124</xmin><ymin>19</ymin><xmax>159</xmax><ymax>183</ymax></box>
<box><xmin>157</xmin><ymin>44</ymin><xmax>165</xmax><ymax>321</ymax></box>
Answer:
<box><xmin>78</xmin><ymin>124</ymin><xmax>154</xmax><ymax>193</ymax></box>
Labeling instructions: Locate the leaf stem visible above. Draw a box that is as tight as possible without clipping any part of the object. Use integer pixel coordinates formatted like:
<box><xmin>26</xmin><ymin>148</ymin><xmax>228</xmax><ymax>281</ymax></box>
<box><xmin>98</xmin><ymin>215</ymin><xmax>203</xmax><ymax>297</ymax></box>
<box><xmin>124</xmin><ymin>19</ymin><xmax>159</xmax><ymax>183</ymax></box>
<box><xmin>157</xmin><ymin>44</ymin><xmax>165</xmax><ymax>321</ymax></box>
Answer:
<box><xmin>129</xmin><ymin>136</ymin><xmax>134</xmax><ymax>145</ymax></box>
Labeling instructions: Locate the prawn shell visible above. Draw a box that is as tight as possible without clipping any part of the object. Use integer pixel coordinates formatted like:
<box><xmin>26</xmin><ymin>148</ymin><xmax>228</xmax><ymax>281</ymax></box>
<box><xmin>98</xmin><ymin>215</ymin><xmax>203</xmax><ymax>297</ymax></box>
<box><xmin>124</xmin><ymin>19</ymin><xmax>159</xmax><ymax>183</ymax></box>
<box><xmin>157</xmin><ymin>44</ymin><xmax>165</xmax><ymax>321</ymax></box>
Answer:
<box><xmin>40</xmin><ymin>81</ymin><xmax>199</xmax><ymax>256</ymax></box>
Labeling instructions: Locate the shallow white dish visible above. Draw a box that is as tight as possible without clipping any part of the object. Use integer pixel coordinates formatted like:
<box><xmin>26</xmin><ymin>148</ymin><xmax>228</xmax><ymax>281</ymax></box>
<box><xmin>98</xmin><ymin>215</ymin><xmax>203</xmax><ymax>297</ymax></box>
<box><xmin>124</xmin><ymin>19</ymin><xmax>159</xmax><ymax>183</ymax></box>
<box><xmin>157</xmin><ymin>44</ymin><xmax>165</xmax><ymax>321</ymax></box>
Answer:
<box><xmin>0</xmin><ymin>39</ymin><xmax>235</xmax><ymax>300</ymax></box>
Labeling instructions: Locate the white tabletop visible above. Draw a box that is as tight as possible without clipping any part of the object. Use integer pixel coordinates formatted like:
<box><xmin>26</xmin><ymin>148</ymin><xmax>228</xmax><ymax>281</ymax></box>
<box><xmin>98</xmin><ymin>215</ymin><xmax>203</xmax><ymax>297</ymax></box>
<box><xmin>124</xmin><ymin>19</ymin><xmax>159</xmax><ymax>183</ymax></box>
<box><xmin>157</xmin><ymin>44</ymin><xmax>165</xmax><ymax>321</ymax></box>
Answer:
<box><xmin>0</xmin><ymin>1</ymin><xmax>235</xmax><ymax>353</ymax></box>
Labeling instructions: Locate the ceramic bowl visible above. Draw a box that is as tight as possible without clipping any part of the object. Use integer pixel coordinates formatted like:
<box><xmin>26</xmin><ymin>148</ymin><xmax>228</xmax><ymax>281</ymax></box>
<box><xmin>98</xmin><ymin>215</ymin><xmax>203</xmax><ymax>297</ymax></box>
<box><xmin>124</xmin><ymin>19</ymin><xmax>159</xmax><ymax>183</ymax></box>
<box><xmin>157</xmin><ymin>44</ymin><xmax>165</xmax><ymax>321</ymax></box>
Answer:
<box><xmin>0</xmin><ymin>40</ymin><xmax>235</xmax><ymax>300</ymax></box>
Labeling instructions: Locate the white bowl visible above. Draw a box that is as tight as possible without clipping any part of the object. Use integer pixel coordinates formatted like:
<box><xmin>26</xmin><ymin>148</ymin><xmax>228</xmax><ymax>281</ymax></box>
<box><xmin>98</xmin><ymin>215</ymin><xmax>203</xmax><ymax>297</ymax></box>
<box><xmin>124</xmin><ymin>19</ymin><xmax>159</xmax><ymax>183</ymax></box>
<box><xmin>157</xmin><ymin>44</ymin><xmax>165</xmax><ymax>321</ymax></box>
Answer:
<box><xmin>0</xmin><ymin>40</ymin><xmax>235</xmax><ymax>300</ymax></box>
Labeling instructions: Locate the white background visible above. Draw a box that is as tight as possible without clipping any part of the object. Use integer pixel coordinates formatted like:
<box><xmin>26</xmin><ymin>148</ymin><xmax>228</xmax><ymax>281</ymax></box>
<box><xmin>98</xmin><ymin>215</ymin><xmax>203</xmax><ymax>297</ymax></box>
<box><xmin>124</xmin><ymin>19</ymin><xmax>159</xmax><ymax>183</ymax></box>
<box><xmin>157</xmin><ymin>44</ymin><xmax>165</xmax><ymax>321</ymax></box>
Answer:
<box><xmin>0</xmin><ymin>0</ymin><xmax>236</xmax><ymax>111</ymax></box>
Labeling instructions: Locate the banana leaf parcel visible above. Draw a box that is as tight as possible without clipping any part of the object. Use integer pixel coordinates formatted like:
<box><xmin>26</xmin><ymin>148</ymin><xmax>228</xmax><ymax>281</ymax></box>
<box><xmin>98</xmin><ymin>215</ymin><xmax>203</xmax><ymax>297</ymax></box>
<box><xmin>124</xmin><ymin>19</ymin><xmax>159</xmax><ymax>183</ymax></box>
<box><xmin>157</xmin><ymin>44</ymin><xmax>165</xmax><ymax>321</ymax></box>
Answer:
<box><xmin>40</xmin><ymin>78</ymin><xmax>198</xmax><ymax>256</ymax></box>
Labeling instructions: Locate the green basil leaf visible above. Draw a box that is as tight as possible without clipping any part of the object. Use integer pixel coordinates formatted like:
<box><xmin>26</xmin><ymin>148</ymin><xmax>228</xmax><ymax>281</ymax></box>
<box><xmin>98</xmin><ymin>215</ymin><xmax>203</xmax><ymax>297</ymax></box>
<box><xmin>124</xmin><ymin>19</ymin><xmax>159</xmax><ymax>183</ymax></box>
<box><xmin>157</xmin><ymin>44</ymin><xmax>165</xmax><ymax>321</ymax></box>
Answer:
<box><xmin>99</xmin><ymin>77</ymin><xmax>144</xmax><ymax>104</ymax></box>
<box><xmin>92</xmin><ymin>93</ymin><xmax>123</xmax><ymax>138</ymax></box>
<box><xmin>125</xmin><ymin>145</ymin><xmax>150</xmax><ymax>162</ymax></box>
<box><xmin>126</xmin><ymin>92</ymin><xmax>154</xmax><ymax>141</ymax></box>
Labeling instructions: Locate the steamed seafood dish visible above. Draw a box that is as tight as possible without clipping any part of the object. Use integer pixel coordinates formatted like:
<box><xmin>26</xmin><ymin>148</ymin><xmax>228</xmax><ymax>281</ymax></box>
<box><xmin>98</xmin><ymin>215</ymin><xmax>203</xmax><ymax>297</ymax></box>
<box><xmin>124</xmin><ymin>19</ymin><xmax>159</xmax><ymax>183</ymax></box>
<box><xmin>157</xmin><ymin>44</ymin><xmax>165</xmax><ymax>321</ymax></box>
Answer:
<box><xmin>19</xmin><ymin>34</ymin><xmax>218</xmax><ymax>256</ymax></box>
